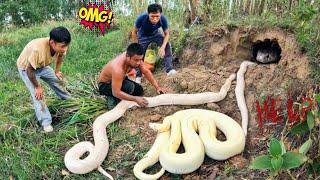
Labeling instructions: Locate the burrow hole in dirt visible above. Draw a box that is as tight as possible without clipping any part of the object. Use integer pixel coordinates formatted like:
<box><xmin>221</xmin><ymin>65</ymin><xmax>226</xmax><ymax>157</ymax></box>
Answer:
<box><xmin>251</xmin><ymin>38</ymin><xmax>282</xmax><ymax>64</ymax></box>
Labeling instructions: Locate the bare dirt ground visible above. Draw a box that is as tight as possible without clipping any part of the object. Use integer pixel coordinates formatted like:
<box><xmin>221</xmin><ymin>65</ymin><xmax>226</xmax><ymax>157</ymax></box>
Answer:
<box><xmin>108</xmin><ymin>26</ymin><xmax>315</xmax><ymax>179</ymax></box>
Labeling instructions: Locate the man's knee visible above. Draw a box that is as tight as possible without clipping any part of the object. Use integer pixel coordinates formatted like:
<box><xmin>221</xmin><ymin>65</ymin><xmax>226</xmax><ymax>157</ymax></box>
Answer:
<box><xmin>122</xmin><ymin>81</ymin><xmax>143</xmax><ymax>96</ymax></box>
<box><xmin>98</xmin><ymin>83</ymin><xmax>112</xmax><ymax>96</ymax></box>
<box><xmin>164</xmin><ymin>43</ymin><xmax>172</xmax><ymax>54</ymax></box>
<box><xmin>60</xmin><ymin>93</ymin><xmax>71</xmax><ymax>100</ymax></box>
<box><xmin>132</xmin><ymin>84</ymin><xmax>144</xmax><ymax>96</ymax></box>
<box><xmin>121</xmin><ymin>80</ymin><xmax>136</xmax><ymax>94</ymax></box>
<box><xmin>123</xmin><ymin>82</ymin><xmax>143</xmax><ymax>96</ymax></box>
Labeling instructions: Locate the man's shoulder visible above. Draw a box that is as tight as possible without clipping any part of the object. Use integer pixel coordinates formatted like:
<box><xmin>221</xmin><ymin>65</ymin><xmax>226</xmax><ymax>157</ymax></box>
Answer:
<box><xmin>25</xmin><ymin>37</ymin><xmax>49</xmax><ymax>51</ymax></box>
<box><xmin>137</xmin><ymin>12</ymin><xmax>148</xmax><ymax>18</ymax></box>
<box><xmin>160</xmin><ymin>14</ymin><xmax>168</xmax><ymax>23</ymax></box>
<box><xmin>111</xmin><ymin>53</ymin><xmax>126</xmax><ymax>70</ymax></box>
<box><xmin>28</xmin><ymin>37</ymin><xmax>49</xmax><ymax>45</ymax></box>
<box><xmin>161</xmin><ymin>14</ymin><xmax>168</xmax><ymax>19</ymax></box>
<box><xmin>136</xmin><ymin>12</ymin><xmax>148</xmax><ymax>21</ymax></box>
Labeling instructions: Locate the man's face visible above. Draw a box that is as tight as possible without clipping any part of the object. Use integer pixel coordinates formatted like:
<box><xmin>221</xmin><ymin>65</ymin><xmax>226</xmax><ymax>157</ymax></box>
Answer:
<box><xmin>50</xmin><ymin>40</ymin><xmax>69</xmax><ymax>54</ymax></box>
<box><xmin>148</xmin><ymin>12</ymin><xmax>161</xmax><ymax>25</ymax></box>
<box><xmin>128</xmin><ymin>54</ymin><xmax>143</xmax><ymax>68</ymax></box>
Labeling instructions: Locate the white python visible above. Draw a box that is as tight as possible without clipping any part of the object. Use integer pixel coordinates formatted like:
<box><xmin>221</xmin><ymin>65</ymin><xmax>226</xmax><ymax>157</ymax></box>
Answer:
<box><xmin>64</xmin><ymin>74</ymin><xmax>236</xmax><ymax>179</ymax></box>
<box><xmin>235</xmin><ymin>61</ymin><xmax>255</xmax><ymax>136</ymax></box>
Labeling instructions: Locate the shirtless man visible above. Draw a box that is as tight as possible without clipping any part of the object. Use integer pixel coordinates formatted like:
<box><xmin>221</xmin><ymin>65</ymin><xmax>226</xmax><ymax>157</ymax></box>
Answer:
<box><xmin>98</xmin><ymin>43</ymin><xmax>165</xmax><ymax>109</ymax></box>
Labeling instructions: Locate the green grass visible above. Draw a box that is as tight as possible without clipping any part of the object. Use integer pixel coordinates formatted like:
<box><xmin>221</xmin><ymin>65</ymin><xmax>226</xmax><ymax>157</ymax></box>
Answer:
<box><xmin>0</xmin><ymin>17</ymin><xmax>141</xmax><ymax>179</ymax></box>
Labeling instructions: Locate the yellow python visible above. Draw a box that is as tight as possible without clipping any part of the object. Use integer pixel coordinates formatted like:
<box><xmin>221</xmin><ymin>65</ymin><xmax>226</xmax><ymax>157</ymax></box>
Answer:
<box><xmin>134</xmin><ymin>109</ymin><xmax>245</xmax><ymax>179</ymax></box>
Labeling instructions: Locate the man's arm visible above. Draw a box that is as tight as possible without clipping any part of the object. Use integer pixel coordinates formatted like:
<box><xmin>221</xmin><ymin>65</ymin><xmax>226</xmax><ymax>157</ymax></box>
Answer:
<box><xmin>112</xmin><ymin>70</ymin><xmax>148</xmax><ymax>106</ymax></box>
<box><xmin>26</xmin><ymin>63</ymin><xmax>40</xmax><ymax>88</ymax></box>
<box><xmin>132</xmin><ymin>14</ymin><xmax>143</xmax><ymax>43</ymax></box>
<box><xmin>131</xmin><ymin>27</ymin><xmax>139</xmax><ymax>43</ymax></box>
<box><xmin>26</xmin><ymin>63</ymin><xmax>43</xmax><ymax>100</ymax></box>
<box><xmin>111</xmin><ymin>70</ymin><xmax>138</xmax><ymax>101</ymax></box>
<box><xmin>159</xmin><ymin>29</ymin><xmax>170</xmax><ymax>58</ymax></box>
<box><xmin>55</xmin><ymin>54</ymin><xmax>63</xmax><ymax>79</ymax></box>
<box><xmin>162</xmin><ymin>29</ymin><xmax>170</xmax><ymax>49</ymax></box>
<box><xmin>55</xmin><ymin>54</ymin><xmax>63</xmax><ymax>73</ymax></box>
<box><xmin>140</xmin><ymin>64</ymin><xmax>164</xmax><ymax>94</ymax></box>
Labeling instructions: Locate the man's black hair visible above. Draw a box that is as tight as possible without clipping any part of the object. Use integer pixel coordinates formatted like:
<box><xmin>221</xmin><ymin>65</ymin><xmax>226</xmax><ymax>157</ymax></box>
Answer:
<box><xmin>126</xmin><ymin>43</ymin><xmax>144</xmax><ymax>57</ymax></box>
<box><xmin>147</xmin><ymin>3</ymin><xmax>162</xmax><ymax>14</ymax></box>
<box><xmin>49</xmin><ymin>26</ymin><xmax>71</xmax><ymax>44</ymax></box>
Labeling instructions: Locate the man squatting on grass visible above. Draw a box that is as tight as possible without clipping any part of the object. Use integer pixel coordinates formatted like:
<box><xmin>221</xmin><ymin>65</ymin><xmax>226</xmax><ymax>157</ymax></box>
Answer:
<box><xmin>98</xmin><ymin>43</ymin><xmax>166</xmax><ymax>109</ymax></box>
<box><xmin>132</xmin><ymin>3</ymin><xmax>177</xmax><ymax>84</ymax></box>
<box><xmin>17</xmin><ymin>27</ymin><xmax>71</xmax><ymax>133</ymax></box>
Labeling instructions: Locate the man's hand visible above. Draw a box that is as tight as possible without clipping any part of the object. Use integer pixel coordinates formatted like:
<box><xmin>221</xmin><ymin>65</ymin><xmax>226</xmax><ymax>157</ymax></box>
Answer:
<box><xmin>158</xmin><ymin>47</ymin><xmax>165</xmax><ymax>58</ymax></box>
<box><xmin>156</xmin><ymin>86</ymin><xmax>167</xmax><ymax>94</ymax></box>
<box><xmin>35</xmin><ymin>86</ymin><xmax>44</xmax><ymax>100</ymax></box>
<box><xmin>135</xmin><ymin>96</ymin><xmax>148</xmax><ymax>107</ymax></box>
<box><xmin>131</xmin><ymin>27</ymin><xmax>139</xmax><ymax>43</ymax></box>
<box><xmin>55</xmin><ymin>71</ymin><xmax>63</xmax><ymax>80</ymax></box>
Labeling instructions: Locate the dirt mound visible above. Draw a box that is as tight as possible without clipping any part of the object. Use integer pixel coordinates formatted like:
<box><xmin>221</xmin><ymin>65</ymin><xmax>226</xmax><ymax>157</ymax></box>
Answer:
<box><xmin>178</xmin><ymin>26</ymin><xmax>312</xmax><ymax>124</ymax></box>
<box><xmin>112</xmin><ymin>26</ymin><xmax>314</xmax><ymax>179</ymax></box>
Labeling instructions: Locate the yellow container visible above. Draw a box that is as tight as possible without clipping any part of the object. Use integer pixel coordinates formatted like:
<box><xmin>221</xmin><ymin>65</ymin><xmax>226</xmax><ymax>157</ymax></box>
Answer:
<box><xmin>144</xmin><ymin>49</ymin><xmax>157</xmax><ymax>65</ymax></box>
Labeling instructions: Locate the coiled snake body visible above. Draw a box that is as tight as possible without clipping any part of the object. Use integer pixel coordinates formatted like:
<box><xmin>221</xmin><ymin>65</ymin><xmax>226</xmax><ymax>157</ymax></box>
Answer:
<box><xmin>134</xmin><ymin>109</ymin><xmax>246</xmax><ymax>180</ymax></box>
